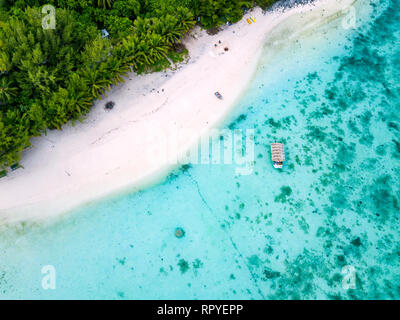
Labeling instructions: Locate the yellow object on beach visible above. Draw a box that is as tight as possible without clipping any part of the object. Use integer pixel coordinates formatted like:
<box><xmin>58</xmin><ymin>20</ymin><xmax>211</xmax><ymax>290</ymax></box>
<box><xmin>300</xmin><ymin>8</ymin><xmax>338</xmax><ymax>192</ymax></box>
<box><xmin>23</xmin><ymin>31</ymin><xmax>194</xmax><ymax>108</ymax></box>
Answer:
<box><xmin>251</xmin><ymin>17</ymin><xmax>256</xmax><ymax>23</ymax></box>
<box><xmin>246</xmin><ymin>18</ymin><xmax>252</xmax><ymax>24</ymax></box>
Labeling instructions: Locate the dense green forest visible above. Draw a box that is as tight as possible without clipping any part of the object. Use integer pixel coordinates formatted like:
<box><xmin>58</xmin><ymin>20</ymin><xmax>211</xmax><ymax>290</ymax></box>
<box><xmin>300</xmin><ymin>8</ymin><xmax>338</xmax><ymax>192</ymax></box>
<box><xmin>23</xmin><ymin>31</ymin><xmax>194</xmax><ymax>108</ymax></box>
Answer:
<box><xmin>0</xmin><ymin>0</ymin><xmax>278</xmax><ymax>173</ymax></box>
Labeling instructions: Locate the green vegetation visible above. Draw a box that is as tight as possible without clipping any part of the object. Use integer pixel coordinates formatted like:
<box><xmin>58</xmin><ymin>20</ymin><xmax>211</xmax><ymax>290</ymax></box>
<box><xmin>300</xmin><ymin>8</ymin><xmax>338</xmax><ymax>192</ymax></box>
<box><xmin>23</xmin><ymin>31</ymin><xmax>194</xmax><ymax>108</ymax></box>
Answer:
<box><xmin>0</xmin><ymin>0</ymin><xmax>278</xmax><ymax>170</ymax></box>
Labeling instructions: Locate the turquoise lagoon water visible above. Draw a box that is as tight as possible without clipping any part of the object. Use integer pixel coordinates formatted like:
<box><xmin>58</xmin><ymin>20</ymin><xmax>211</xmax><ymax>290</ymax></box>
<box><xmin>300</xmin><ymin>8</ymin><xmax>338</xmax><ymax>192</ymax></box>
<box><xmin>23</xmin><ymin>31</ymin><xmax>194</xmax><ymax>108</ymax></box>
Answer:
<box><xmin>1</xmin><ymin>0</ymin><xmax>399</xmax><ymax>299</ymax></box>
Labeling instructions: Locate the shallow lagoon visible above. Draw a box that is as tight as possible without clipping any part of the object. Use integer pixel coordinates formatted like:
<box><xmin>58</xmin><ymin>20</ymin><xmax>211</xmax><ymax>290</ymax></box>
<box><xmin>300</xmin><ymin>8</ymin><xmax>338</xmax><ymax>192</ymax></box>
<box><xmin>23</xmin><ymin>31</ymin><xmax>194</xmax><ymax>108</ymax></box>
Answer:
<box><xmin>1</xmin><ymin>0</ymin><xmax>399</xmax><ymax>299</ymax></box>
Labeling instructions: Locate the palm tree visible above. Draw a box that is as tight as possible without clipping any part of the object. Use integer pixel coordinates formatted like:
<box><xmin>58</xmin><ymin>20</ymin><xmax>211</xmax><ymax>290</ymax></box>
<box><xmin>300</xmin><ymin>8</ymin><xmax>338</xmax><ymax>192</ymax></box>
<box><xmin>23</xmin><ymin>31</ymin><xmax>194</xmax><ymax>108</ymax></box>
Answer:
<box><xmin>132</xmin><ymin>34</ymin><xmax>168</xmax><ymax>67</ymax></box>
<box><xmin>146</xmin><ymin>34</ymin><xmax>169</xmax><ymax>62</ymax></box>
<box><xmin>0</xmin><ymin>78</ymin><xmax>18</xmax><ymax>104</ymax></box>
<box><xmin>45</xmin><ymin>88</ymin><xmax>69</xmax><ymax>129</ymax></box>
<box><xmin>67</xmin><ymin>73</ymin><xmax>93</xmax><ymax>115</ymax></box>
<box><xmin>0</xmin><ymin>51</ymin><xmax>11</xmax><ymax>74</ymax></box>
<box><xmin>175</xmin><ymin>7</ymin><xmax>196</xmax><ymax>33</ymax></box>
<box><xmin>26</xmin><ymin>67</ymin><xmax>56</xmax><ymax>96</ymax></box>
<box><xmin>117</xmin><ymin>35</ymin><xmax>140</xmax><ymax>71</ymax></box>
<box><xmin>96</xmin><ymin>0</ymin><xmax>113</xmax><ymax>9</ymax></box>
<box><xmin>133</xmin><ymin>17</ymin><xmax>152</xmax><ymax>37</ymax></box>
<box><xmin>106</xmin><ymin>56</ymin><xmax>130</xmax><ymax>85</ymax></box>
<box><xmin>80</xmin><ymin>66</ymin><xmax>110</xmax><ymax>99</ymax></box>
<box><xmin>151</xmin><ymin>16</ymin><xmax>181</xmax><ymax>46</ymax></box>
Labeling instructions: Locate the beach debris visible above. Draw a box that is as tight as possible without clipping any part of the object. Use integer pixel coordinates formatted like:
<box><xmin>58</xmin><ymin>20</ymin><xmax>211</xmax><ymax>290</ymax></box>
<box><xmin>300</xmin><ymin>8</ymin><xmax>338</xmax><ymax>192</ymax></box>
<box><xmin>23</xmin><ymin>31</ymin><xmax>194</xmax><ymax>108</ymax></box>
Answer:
<box><xmin>105</xmin><ymin>101</ymin><xmax>115</xmax><ymax>110</ymax></box>
<box><xmin>175</xmin><ymin>227</ymin><xmax>185</xmax><ymax>238</ymax></box>
<box><xmin>212</xmin><ymin>40</ymin><xmax>229</xmax><ymax>55</ymax></box>
<box><xmin>251</xmin><ymin>16</ymin><xmax>256</xmax><ymax>23</ymax></box>
<box><xmin>10</xmin><ymin>163</ymin><xmax>21</xmax><ymax>171</ymax></box>
<box><xmin>270</xmin><ymin>143</ymin><xmax>285</xmax><ymax>169</ymax></box>
<box><xmin>246</xmin><ymin>18</ymin><xmax>252</xmax><ymax>24</ymax></box>
<box><xmin>215</xmin><ymin>92</ymin><xmax>223</xmax><ymax>100</ymax></box>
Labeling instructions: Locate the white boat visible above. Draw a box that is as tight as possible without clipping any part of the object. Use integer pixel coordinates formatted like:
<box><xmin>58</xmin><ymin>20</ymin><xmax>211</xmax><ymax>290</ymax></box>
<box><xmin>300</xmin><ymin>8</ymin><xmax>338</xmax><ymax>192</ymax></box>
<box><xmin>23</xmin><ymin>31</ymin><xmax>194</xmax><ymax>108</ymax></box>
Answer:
<box><xmin>270</xmin><ymin>143</ymin><xmax>285</xmax><ymax>169</ymax></box>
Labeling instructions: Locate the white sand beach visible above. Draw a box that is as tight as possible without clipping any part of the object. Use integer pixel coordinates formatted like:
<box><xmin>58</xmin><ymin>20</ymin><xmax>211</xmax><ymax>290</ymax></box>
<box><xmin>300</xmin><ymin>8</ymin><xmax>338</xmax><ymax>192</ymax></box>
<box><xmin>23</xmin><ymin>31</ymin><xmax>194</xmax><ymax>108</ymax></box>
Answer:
<box><xmin>0</xmin><ymin>0</ymin><xmax>355</xmax><ymax>225</ymax></box>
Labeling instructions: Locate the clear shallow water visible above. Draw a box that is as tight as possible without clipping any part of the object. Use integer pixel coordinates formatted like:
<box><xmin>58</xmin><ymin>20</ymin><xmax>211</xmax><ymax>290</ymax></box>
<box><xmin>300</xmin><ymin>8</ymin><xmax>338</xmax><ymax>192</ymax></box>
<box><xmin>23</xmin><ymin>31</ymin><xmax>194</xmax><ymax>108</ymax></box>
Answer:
<box><xmin>1</xmin><ymin>0</ymin><xmax>399</xmax><ymax>299</ymax></box>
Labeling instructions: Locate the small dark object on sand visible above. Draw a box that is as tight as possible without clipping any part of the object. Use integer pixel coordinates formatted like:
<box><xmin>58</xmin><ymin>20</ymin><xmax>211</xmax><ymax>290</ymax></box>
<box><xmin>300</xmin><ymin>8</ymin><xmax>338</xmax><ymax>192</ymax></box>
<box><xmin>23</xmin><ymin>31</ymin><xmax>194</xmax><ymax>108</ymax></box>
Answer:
<box><xmin>10</xmin><ymin>163</ymin><xmax>20</xmax><ymax>171</ymax></box>
<box><xmin>105</xmin><ymin>101</ymin><xmax>115</xmax><ymax>110</ymax></box>
<box><xmin>224</xmin><ymin>47</ymin><xmax>229</xmax><ymax>51</ymax></box>
<box><xmin>215</xmin><ymin>92</ymin><xmax>223</xmax><ymax>100</ymax></box>
<box><xmin>175</xmin><ymin>227</ymin><xmax>185</xmax><ymax>238</ymax></box>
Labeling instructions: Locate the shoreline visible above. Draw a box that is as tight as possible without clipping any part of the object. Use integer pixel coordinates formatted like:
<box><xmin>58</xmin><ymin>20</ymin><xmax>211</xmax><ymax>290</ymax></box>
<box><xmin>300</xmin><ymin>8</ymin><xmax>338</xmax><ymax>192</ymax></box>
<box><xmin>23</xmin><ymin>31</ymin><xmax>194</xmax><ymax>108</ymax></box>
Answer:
<box><xmin>0</xmin><ymin>0</ymin><xmax>354</xmax><ymax>225</ymax></box>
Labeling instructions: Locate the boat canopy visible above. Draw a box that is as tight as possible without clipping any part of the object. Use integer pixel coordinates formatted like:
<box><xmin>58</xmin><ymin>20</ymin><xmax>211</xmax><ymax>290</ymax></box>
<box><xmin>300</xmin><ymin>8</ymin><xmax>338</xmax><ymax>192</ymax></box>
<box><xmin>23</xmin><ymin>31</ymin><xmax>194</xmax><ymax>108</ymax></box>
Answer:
<box><xmin>271</xmin><ymin>143</ymin><xmax>285</xmax><ymax>162</ymax></box>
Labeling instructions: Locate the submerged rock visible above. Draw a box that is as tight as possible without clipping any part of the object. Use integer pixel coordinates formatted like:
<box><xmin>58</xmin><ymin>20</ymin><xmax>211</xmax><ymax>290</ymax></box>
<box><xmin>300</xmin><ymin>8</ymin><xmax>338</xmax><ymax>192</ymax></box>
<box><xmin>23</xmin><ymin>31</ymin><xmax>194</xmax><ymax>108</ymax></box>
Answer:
<box><xmin>175</xmin><ymin>227</ymin><xmax>185</xmax><ymax>238</ymax></box>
